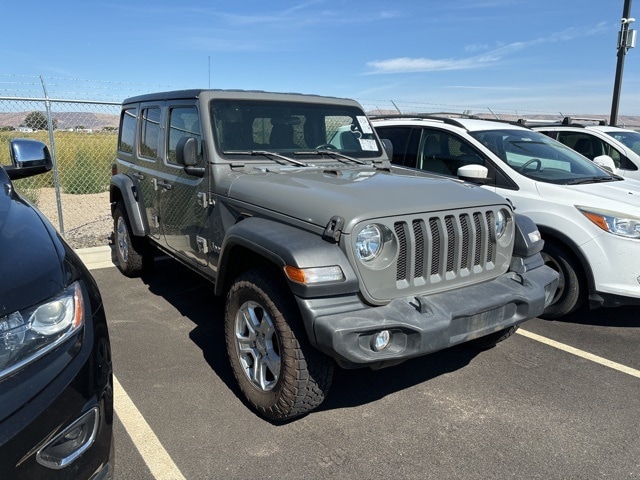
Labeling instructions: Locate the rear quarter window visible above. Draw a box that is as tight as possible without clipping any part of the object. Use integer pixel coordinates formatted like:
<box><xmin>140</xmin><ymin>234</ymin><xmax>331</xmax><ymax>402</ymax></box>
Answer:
<box><xmin>118</xmin><ymin>108</ymin><xmax>137</xmax><ymax>154</ymax></box>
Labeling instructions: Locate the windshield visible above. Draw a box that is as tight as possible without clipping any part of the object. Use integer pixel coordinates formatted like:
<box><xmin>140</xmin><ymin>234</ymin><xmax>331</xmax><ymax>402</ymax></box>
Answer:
<box><xmin>604</xmin><ymin>129</ymin><xmax>640</xmax><ymax>156</ymax></box>
<box><xmin>470</xmin><ymin>129</ymin><xmax>616</xmax><ymax>184</ymax></box>
<box><xmin>210</xmin><ymin>99</ymin><xmax>381</xmax><ymax>160</ymax></box>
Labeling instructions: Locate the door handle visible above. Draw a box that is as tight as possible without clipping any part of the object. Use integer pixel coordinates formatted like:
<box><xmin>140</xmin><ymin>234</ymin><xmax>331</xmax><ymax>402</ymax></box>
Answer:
<box><xmin>153</xmin><ymin>179</ymin><xmax>173</xmax><ymax>191</ymax></box>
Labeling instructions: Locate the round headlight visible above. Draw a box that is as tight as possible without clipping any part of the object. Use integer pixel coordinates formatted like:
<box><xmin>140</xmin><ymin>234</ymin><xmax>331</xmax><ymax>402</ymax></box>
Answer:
<box><xmin>495</xmin><ymin>209</ymin><xmax>508</xmax><ymax>240</ymax></box>
<box><xmin>356</xmin><ymin>224</ymin><xmax>383</xmax><ymax>262</ymax></box>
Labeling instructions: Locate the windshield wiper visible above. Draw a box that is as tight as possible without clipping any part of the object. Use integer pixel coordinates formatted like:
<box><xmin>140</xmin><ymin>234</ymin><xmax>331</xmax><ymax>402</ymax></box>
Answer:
<box><xmin>295</xmin><ymin>149</ymin><xmax>366</xmax><ymax>165</ymax></box>
<box><xmin>566</xmin><ymin>176</ymin><xmax>617</xmax><ymax>185</ymax></box>
<box><xmin>224</xmin><ymin>150</ymin><xmax>309</xmax><ymax>167</ymax></box>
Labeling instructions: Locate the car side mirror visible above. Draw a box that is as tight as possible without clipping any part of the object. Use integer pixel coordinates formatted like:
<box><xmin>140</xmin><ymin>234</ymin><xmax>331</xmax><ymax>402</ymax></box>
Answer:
<box><xmin>5</xmin><ymin>139</ymin><xmax>53</xmax><ymax>180</ymax></box>
<box><xmin>176</xmin><ymin>136</ymin><xmax>205</xmax><ymax>177</ymax></box>
<box><xmin>380</xmin><ymin>139</ymin><xmax>393</xmax><ymax>159</ymax></box>
<box><xmin>593</xmin><ymin>155</ymin><xmax>617</xmax><ymax>175</ymax></box>
<box><xmin>457</xmin><ymin>164</ymin><xmax>489</xmax><ymax>185</ymax></box>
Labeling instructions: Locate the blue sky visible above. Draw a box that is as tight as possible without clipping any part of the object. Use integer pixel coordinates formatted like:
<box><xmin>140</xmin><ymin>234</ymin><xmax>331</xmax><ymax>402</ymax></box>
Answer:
<box><xmin>2</xmin><ymin>1</ymin><xmax>639</xmax><ymax>116</ymax></box>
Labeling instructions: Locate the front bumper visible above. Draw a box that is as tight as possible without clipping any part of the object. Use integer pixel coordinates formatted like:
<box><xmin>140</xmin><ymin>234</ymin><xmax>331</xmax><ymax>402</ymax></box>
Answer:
<box><xmin>297</xmin><ymin>265</ymin><xmax>558</xmax><ymax>369</ymax></box>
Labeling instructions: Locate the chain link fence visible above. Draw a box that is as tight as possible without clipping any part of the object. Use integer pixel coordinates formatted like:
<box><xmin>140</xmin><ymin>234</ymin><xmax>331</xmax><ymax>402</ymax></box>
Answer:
<box><xmin>0</xmin><ymin>96</ymin><xmax>120</xmax><ymax>248</ymax></box>
<box><xmin>2</xmin><ymin>76</ymin><xmax>639</xmax><ymax>250</ymax></box>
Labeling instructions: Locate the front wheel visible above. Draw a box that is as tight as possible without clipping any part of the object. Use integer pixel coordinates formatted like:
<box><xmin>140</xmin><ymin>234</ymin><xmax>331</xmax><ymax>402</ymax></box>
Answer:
<box><xmin>540</xmin><ymin>241</ymin><xmax>585</xmax><ymax>319</ymax></box>
<box><xmin>225</xmin><ymin>269</ymin><xmax>334</xmax><ymax>421</ymax></box>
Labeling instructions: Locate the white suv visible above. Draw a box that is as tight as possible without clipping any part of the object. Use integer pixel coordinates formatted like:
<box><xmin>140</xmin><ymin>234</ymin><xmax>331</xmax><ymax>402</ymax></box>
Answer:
<box><xmin>529</xmin><ymin>117</ymin><xmax>640</xmax><ymax>180</ymax></box>
<box><xmin>373</xmin><ymin>115</ymin><xmax>640</xmax><ymax>318</ymax></box>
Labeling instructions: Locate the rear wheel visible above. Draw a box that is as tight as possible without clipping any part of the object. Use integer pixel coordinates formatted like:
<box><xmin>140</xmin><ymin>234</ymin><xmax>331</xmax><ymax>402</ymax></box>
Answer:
<box><xmin>540</xmin><ymin>241</ymin><xmax>585</xmax><ymax>319</ymax></box>
<box><xmin>225</xmin><ymin>269</ymin><xmax>334</xmax><ymax>421</ymax></box>
<box><xmin>113</xmin><ymin>202</ymin><xmax>152</xmax><ymax>277</ymax></box>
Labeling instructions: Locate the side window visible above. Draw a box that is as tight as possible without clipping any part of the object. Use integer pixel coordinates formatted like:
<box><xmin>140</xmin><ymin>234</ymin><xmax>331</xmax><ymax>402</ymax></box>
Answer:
<box><xmin>375</xmin><ymin>126</ymin><xmax>418</xmax><ymax>167</ymax></box>
<box><xmin>418</xmin><ymin>129</ymin><xmax>484</xmax><ymax>176</ymax></box>
<box><xmin>538</xmin><ymin>130</ymin><xmax>557</xmax><ymax>140</ymax></box>
<box><xmin>600</xmin><ymin>141</ymin><xmax>623</xmax><ymax>168</ymax></box>
<box><xmin>557</xmin><ymin>131</ymin><xmax>624</xmax><ymax>168</ymax></box>
<box><xmin>140</xmin><ymin>107</ymin><xmax>162</xmax><ymax>159</ymax></box>
<box><xmin>167</xmin><ymin>106</ymin><xmax>202</xmax><ymax>165</ymax></box>
<box><xmin>118</xmin><ymin>108</ymin><xmax>137</xmax><ymax>154</ymax></box>
<box><xmin>556</xmin><ymin>132</ymin><xmax>597</xmax><ymax>159</ymax></box>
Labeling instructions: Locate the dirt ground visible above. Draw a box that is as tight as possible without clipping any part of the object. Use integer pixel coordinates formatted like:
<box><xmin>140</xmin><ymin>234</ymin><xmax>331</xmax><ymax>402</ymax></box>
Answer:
<box><xmin>35</xmin><ymin>188</ymin><xmax>113</xmax><ymax>249</ymax></box>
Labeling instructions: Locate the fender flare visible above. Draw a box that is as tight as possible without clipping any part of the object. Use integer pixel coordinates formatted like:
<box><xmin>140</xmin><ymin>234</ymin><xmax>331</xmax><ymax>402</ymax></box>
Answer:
<box><xmin>536</xmin><ymin>224</ymin><xmax>595</xmax><ymax>293</ymax></box>
<box><xmin>216</xmin><ymin>217</ymin><xmax>360</xmax><ymax>298</ymax></box>
<box><xmin>109</xmin><ymin>174</ymin><xmax>147</xmax><ymax>237</ymax></box>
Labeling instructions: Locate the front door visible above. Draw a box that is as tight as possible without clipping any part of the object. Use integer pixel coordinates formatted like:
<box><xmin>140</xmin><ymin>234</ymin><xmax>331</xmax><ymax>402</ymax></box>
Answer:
<box><xmin>158</xmin><ymin>104</ymin><xmax>209</xmax><ymax>267</ymax></box>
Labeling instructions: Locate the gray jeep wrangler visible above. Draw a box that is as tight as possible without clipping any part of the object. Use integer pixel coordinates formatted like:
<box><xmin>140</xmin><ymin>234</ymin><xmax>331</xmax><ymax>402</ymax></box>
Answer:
<box><xmin>110</xmin><ymin>89</ymin><xmax>558</xmax><ymax>421</ymax></box>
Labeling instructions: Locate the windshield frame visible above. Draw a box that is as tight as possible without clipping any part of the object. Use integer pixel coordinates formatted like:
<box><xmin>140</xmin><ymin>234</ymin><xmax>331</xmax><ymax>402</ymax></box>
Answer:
<box><xmin>209</xmin><ymin>99</ymin><xmax>383</xmax><ymax>162</ymax></box>
<box><xmin>470</xmin><ymin>128</ymin><xmax>618</xmax><ymax>185</ymax></box>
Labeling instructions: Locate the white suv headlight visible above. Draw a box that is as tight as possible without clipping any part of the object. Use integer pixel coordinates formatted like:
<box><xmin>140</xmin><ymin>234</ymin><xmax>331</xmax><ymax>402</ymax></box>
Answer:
<box><xmin>0</xmin><ymin>282</ymin><xmax>84</xmax><ymax>380</ymax></box>
<box><xmin>577</xmin><ymin>206</ymin><xmax>640</xmax><ymax>239</ymax></box>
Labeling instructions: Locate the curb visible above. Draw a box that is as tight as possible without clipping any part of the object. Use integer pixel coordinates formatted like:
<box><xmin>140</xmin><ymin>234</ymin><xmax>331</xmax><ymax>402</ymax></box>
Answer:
<box><xmin>75</xmin><ymin>245</ymin><xmax>115</xmax><ymax>271</ymax></box>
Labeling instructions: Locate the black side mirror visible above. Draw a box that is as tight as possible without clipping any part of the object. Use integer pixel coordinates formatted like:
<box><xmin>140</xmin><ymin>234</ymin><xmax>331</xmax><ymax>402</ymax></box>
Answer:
<box><xmin>5</xmin><ymin>139</ymin><xmax>53</xmax><ymax>180</ymax></box>
<box><xmin>176</xmin><ymin>137</ymin><xmax>205</xmax><ymax>177</ymax></box>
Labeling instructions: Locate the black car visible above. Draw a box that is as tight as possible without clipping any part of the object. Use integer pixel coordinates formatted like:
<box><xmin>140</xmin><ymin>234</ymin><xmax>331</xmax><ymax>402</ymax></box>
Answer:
<box><xmin>0</xmin><ymin>139</ymin><xmax>114</xmax><ymax>479</ymax></box>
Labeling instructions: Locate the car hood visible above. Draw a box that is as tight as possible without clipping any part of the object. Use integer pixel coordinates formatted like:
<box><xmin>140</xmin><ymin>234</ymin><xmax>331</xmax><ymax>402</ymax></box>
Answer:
<box><xmin>0</xmin><ymin>171</ymin><xmax>66</xmax><ymax>316</ymax></box>
<box><xmin>226</xmin><ymin>166</ymin><xmax>508</xmax><ymax>233</ymax></box>
<box><xmin>536</xmin><ymin>178</ymin><xmax>640</xmax><ymax>212</ymax></box>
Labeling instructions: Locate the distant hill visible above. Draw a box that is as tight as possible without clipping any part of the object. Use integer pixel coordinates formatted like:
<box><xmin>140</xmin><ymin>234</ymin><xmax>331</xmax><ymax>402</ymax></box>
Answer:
<box><xmin>0</xmin><ymin>111</ymin><xmax>119</xmax><ymax>130</ymax></box>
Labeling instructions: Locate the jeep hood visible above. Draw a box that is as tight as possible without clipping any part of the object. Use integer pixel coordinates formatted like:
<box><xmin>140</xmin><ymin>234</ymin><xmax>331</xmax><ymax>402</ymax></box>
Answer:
<box><xmin>0</xmin><ymin>174</ymin><xmax>66</xmax><ymax>316</ymax></box>
<box><xmin>226</xmin><ymin>166</ymin><xmax>508</xmax><ymax>232</ymax></box>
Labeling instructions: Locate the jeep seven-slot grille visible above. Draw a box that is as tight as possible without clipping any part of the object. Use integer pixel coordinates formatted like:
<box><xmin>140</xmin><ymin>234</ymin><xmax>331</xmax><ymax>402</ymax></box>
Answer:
<box><xmin>395</xmin><ymin>210</ymin><xmax>496</xmax><ymax>283</ymax></box>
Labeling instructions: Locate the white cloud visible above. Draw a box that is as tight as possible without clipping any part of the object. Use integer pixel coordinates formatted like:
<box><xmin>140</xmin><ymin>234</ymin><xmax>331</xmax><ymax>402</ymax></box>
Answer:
<box><xmin>366</xmin><ymin>23</ymin><xmax>612</xmax><ymax>75</ymax></box>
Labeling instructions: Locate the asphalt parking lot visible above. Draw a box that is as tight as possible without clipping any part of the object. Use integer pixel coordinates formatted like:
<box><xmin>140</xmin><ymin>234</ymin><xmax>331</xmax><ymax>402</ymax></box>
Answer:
<box><xmin>81</xmin><ymin>247</ymin><xmax>640</xmax><ymax>480</ymax></box>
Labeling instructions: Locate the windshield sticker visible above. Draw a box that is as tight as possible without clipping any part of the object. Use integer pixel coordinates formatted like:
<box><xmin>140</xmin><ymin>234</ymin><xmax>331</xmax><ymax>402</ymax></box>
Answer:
<box><xmin>359</xmin><ymin>139</ymin><xmax>378</xmax><ymax>151</ymax></box>
<box><xmin>357</xmin><ymin>116</ymin><xmax>373</xmax><ymax>134</ymax></box>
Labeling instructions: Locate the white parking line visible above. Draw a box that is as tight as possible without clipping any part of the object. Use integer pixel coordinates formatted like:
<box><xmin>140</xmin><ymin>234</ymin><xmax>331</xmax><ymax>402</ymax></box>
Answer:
<box><xmin>517</xmin><ymin>329</ymin><xmax>640</xmax><ymax>379</ymax></box>
<box><xmin>113</xmin><ymin>375</ymin><xmax>186</xmax><ymax>480</ymax></box>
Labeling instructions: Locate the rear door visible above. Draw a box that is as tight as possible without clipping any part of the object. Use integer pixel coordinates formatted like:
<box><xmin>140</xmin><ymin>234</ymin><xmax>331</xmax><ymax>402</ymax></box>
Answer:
<box><xmin>136</xmin><ymin>102</ymin><xmax>164</xmax><ymax>241</ymax></box>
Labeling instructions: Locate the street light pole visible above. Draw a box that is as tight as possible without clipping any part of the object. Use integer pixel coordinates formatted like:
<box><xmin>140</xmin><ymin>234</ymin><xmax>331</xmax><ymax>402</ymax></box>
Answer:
<box><xmin>610</xmin><ymin>0</ymin><xmax>635</xmax><ymax>126</ymax></box>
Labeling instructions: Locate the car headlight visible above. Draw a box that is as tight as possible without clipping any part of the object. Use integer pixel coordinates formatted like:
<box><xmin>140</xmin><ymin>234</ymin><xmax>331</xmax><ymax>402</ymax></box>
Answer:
<box><xmin>356</xmin><ymin>224</ymin><xmax>383</xmax><ymax>262</ymax></box>
<box><xmin>577</xmin><ymin>206</ymin><xmax>640</xmax><ymax>239</ymax></box>
<box><xmin>0</xmin><ymin>282</ymin><xmax>84</xmax><ymax>380</ymax></box>
<box><xmin>495</xmin><ymin>209</ymin><xmax>508</xmax><ymax>240</ymax></box>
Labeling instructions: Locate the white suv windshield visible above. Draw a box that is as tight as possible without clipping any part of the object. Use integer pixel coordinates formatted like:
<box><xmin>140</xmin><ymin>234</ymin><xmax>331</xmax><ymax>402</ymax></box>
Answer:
<box><xmin>604</xmin><ymin>129</ymin><xmax>640</xmax><ymax>156</ymax></box>
<box><xmin>210</xmin><ymin>99</ymin><xmax>381</xmax><ymax>159</ymax></box>
<box><xmin>470</xmin><ymin>129</ymin><xmax>617</xmax><ymax>184</ymax></box>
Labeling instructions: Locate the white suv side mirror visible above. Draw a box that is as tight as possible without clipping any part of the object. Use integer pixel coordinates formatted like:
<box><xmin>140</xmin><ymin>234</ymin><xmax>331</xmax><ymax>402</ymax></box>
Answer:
<box><xmin>593</xmin><ymin>155</ymin><xmax>618</xmax><ymax>175</ymax></box>
<box><xmin>457</xmin><ymin>164</ymin><xmax>489</xmax><ymax>184</ymax></box>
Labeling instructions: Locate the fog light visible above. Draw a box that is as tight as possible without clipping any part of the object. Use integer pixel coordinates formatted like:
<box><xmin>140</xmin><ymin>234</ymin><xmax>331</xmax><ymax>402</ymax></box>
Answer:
<box><xmin>37</xmin><ymin>407</ymin><xmax>99</xmax><ymax>469</ymax></box>
<box><xmin>372</xmin><ymin>330</ymin><xmax>391</xmax><ymax>351</ymax></box>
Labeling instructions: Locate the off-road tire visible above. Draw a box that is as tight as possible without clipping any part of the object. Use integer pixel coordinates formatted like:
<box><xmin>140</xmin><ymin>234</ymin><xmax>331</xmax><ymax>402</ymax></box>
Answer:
<box><xmin>225</xmin><ymin>268</ymin><xmax>334</xmax><ymax>422</ymax></box>
<box><xmin>467</xmin><ymin>325</ymin><xmax>519</xmax><ymax>350</ymax></box>
<box><xmin>540</xmin><ymin>241</ymin><xmax>585</xmax><ymax>319</ymax></box>
<box><xmin>113</xmin><ymin>202</ymin><xmax>151</xmax><ymax>277</ymax></box>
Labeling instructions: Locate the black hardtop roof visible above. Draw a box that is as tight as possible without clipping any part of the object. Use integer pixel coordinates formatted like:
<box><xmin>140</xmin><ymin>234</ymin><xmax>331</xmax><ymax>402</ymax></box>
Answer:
<box><xmin>122</xmin><ymin>89</ymin><xmax>358</xmax><ymax>106</ymax></box>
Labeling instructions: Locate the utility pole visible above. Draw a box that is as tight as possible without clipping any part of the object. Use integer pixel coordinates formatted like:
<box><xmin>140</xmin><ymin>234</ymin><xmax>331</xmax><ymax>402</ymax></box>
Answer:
<box><xmin>610</xmin><ymin>0</ymin><xmax>636</xmax><ymax>126</ymax></box>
